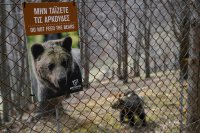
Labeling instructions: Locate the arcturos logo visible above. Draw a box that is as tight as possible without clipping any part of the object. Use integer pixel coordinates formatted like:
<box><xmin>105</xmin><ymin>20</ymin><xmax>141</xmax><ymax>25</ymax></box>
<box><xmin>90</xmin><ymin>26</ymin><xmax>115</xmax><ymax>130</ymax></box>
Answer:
<box><xmin>72</xmin><ymin>79</ymin><xmax>79</xmax><ymax>86</ymax></box>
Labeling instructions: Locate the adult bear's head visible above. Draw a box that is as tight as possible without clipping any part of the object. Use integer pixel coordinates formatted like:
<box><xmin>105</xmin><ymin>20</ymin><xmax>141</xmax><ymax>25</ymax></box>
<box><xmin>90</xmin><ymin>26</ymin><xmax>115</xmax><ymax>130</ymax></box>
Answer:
<box><xmin>31</xmin><ymin>36</ymin><xmax>73</xmax><ymax>91</ymax></box>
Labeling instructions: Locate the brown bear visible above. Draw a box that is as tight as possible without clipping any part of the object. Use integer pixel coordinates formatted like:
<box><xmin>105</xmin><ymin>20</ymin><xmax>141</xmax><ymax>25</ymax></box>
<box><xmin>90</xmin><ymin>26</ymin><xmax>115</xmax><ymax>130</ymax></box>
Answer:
<box><xmin>111</xmin><ymin>91</ymin><xmax>146</xmax><ymax>127</ymax></box>
<box><xmin>31</xmin><ymin>36</ymin><xmax>82</xmax><ymax>118</ymax></box>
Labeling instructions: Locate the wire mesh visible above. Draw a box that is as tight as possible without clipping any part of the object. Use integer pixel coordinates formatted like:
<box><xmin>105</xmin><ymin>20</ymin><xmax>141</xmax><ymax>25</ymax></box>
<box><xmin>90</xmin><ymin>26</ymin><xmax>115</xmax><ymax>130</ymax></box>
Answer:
<box><xmin>0</xmin><ymin>0</ymin><xmax>200</xmax><ymax>132</ymax></box>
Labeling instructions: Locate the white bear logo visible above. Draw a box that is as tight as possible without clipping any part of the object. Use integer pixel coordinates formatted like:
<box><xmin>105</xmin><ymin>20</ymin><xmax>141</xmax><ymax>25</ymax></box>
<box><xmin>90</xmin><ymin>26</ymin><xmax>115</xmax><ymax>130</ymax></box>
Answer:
<box><xmin>72</xmin><ymin>79</ymin><xmax>79</xmax><ymax>86</ymax></box>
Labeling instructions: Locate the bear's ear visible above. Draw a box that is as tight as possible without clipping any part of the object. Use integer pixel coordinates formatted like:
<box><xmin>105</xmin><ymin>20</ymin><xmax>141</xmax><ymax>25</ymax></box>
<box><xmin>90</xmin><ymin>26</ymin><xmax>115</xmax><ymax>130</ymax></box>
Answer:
<box><xmin>61</xmin><ymin>36</ymin><xmax>72</xmax><ymax>52</ymax></box>
<box><xmin>31</xmin><ymin>44</ymin><xmax>44</xmax><ymax>60</ymax></box>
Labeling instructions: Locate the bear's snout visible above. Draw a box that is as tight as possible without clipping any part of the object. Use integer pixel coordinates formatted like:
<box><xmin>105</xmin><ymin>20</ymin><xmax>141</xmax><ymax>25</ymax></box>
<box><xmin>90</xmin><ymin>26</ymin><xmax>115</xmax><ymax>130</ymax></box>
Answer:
<box><xmin>58</xmin><ymin>77</ymin><xmax>66</xmax><ymax>88</ymax></box>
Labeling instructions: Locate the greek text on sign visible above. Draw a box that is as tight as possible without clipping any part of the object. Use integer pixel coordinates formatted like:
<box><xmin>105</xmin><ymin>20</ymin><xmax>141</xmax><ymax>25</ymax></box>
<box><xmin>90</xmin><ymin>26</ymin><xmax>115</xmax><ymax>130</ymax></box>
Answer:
<box><xmin>23</xmin><ymin>2</ymin><xmax>78</xmax><ymax>35</ymax></box>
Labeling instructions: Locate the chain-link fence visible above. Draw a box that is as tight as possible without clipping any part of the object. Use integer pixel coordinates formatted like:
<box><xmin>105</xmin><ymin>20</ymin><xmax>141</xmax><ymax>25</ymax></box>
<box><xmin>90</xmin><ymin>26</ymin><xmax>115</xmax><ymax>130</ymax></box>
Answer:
<box><xmin>1</xmin><ymin>0</ymin><xmax>200</xmax><ymax>132</ymax></box>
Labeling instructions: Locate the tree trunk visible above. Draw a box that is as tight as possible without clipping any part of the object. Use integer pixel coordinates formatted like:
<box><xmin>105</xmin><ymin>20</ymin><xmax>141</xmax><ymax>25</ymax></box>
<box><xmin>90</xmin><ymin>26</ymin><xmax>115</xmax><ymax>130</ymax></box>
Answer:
<box><xmin>81</xmin><ymin>0</ymin><xmax>90</xmax><ymax>88</ymax></box>
<box><xmin>12</xmin><ymin>2</ymin><xmax>23</xmax><ymax>119</ymax></box>
<box><xmin>0</xmin><ymin>1</ymin><xmax>11</xmax><ymax>123</ymax></box>
<box><xmin>116</xmin><ymin>0</ymin><xmax>124</xmax><ymax>80</ymax></box>
<box><xmin>134</xmin><ymin>24</ymin><xmax>142</xmax><ymax>77</ymax></box>
<box><xmin>163</xmin><ymin>54</ymin><xmax>167</xmax><ymax>72</ymax></box>
<box><xmin>179</xmin><ymin>1</ymin><xmax>190</xmax><ymax>80</ymax></box>
<box><xmin>116</xmin><ymin>14</ymin><xmax>123</xmax><ymax>80</ymax></box>
<box><xmin>143</xmin><ymin>0</ymin><xmax>151</xmax><ymax>78</ymax></box>
<box><xmin>186</xmin><ymin>1</ymin><xmax>200</xmax><ymax>132</ymax></box>
<box><xmin>122</xmin><ymin>0</ymin><xmax>128</xmax><ymax>83</ymax></box>
<box><xmin>153</xmin><ymin>57</ymin><xmax>158</xmax><ymax>73</ymax></box>
<box><xmin>144</xmin><ymin>28</ymin><xmax>151</xmax><ymax>78</ymax></box>
<box><xmin>168</xmin><ymin>0</ymin><xmax>190</xmax><ymax>80</ymax></box>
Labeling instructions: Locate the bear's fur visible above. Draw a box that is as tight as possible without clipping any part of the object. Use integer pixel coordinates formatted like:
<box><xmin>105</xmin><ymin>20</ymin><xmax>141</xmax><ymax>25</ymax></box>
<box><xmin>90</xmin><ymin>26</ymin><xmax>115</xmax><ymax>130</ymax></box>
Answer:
<box><xmin>111</xmin><ymin>91</ymin><xmax>146</xmax><ymax>127</ymax></box>
<box><xmin>31</xmin><ymin>36</ymin><xmax>81</xmax><ymax>118</ymax></box>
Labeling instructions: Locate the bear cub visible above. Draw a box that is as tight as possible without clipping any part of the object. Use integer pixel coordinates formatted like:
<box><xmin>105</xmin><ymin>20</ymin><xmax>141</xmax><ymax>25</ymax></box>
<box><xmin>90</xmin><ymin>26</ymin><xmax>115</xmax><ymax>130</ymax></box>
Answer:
<box><xmin>111</xmin><ymin>91</ymin><xmax>146</xmax><ymax>127</ymax></box>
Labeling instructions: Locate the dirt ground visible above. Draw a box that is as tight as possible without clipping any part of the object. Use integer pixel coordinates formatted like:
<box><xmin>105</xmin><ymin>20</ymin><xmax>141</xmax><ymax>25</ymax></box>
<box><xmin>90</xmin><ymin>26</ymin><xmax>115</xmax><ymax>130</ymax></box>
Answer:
<box><xmin>3</xmin><ymin>71</ymin><xmax>187</xmax><ymax>133</ymax></box>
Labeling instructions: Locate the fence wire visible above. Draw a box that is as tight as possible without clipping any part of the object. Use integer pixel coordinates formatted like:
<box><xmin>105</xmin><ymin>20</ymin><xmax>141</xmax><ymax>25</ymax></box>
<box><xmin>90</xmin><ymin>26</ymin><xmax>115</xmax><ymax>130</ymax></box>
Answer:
<box><xmin>1</xmin><ymin>0</ymin><xmax>200</xmax><ymax>133</ymax></box>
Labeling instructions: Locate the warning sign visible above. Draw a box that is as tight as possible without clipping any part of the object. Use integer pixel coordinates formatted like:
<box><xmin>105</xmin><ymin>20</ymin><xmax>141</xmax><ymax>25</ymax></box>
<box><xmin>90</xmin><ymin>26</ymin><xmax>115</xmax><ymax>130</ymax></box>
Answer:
<box><xmin>23</xmin><ymin>2</ymin><xmax>78</xmax><ymax>35</ymax></box>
